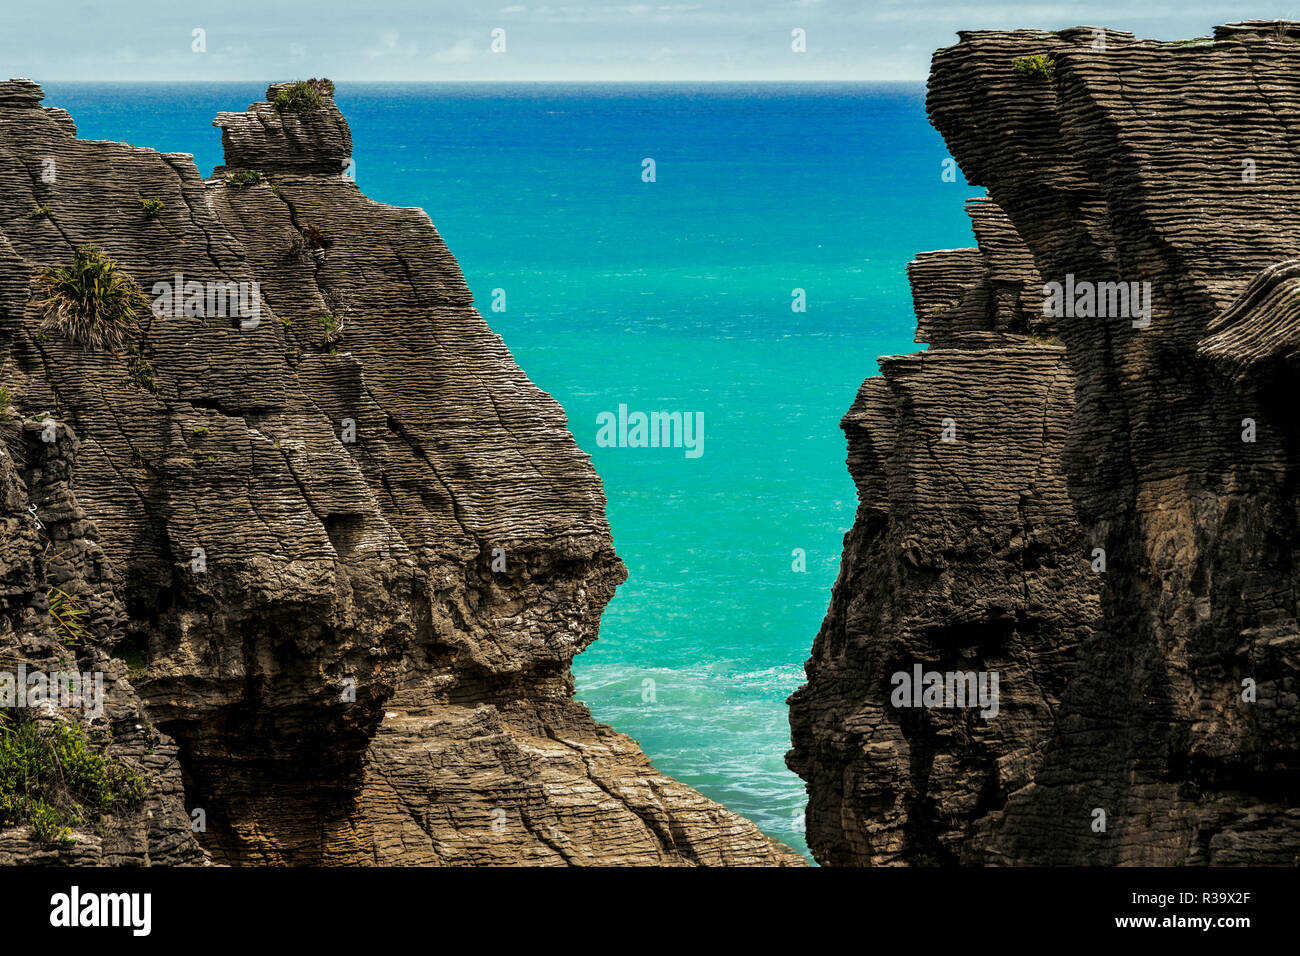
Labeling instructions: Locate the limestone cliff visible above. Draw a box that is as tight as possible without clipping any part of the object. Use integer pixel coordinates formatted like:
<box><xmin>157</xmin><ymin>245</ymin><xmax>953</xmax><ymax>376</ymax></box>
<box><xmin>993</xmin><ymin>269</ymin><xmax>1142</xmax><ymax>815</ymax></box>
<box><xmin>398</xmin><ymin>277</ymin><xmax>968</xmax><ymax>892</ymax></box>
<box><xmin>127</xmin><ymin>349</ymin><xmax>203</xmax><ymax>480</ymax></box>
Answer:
<box><xmin>0</xmin><ymin>79</ymin><xmax>800</xmax><ymax>865</ymax></box>
<box><xmin>790</xmin><ymin>22</ymin><xmax>1300</xmax><ymax>866</ymax></box>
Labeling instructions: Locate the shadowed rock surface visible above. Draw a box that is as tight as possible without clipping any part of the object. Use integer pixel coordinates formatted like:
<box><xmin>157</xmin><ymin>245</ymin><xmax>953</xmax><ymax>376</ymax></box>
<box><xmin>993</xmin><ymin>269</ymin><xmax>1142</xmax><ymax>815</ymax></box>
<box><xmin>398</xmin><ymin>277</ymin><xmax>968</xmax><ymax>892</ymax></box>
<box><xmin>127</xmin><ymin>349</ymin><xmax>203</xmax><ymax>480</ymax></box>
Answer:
<box><xmin>790</xmin><ymin>22</ymin><xmax>1300</xmax><ymax>866</ymax></box>
<box><xmin>0</xmin><ymin>79</ymin><xmax>801</xmax><ymax>865</ymax></box>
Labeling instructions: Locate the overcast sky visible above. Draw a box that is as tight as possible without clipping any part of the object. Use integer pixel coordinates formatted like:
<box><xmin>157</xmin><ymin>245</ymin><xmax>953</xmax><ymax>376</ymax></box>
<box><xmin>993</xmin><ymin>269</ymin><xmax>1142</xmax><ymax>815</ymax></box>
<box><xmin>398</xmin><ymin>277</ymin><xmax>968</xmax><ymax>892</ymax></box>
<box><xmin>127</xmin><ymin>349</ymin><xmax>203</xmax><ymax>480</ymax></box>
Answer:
<box><xmin>3</xmin><ymin>1</ymin><xmax>1297</xmax><ymax>82</ymax></box>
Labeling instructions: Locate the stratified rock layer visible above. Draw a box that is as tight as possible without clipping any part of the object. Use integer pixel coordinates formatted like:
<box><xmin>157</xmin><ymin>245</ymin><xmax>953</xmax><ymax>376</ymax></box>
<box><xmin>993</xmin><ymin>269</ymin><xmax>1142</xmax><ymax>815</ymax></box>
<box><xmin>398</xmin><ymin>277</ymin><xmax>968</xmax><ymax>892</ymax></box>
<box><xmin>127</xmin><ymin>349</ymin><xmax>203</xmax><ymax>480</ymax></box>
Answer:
<box><xmin>790</xmin><ymin>23</ymin><xmax>1300</xmax><ymax>866</ymax></box>
<box><xmin>0</xmin><ymin>80</ymin><xmax>800</xmax><ymax>865</ymax></box>
<box><xmin>789</xmin><ymin>196</ymin><xmax>1098</xmax><ymax>865</ymax></box>
<box><xmin>0</xmin><ymin>415</ymin><xmax>204</xmax><ymax>865</ymax></box>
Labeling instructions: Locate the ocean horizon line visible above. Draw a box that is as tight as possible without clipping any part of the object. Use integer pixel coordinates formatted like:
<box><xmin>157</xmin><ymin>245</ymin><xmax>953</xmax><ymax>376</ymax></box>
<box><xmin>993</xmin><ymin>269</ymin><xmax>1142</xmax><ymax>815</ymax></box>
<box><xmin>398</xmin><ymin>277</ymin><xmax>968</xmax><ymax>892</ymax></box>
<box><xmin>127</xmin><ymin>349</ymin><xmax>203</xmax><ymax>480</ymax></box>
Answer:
<box><xmin>32</xmin><ymin>78</ymin><xmax>928</xmax><ymax>87</ymax></box>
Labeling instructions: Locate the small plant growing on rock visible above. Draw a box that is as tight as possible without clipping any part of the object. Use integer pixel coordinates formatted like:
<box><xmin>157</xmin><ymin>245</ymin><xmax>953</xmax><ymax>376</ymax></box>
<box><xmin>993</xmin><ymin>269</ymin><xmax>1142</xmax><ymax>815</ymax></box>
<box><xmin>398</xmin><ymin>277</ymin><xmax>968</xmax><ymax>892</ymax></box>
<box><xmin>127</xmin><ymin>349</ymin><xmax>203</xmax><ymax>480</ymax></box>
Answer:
<box><xmin>224</xmin><ymin>169</ymin><xmax>264</xmax><ymax>188</ymax></box>
<box><xmin>139</xmin><ymin>197</ymin><xmax>165</xmax><ymax>218</ymax></box>
<box><xmin>114</xmin><ymin>645</ymin><xmax>149</xmax><ymax>684</ymax></box>
<box><xmin>300</xmin><ymin>224</ymin><xmax>332</xmax><ymax>251</ymax></box>
<box><xmin>129</xmin><ymin>444</ymin><xmax>146</xmax><ymax>468</ymax></box>
<box><xmin>0</xmin><ymin>712</ymin><xmax>147</xmax><ymax>843</ymax></box>
<box><xmin>191</xmin><ymin>426</ymin><xmax>210</xmax><ymax>438</ymax></box>
<box><xmin>273</xmin><ymin>81</ymin><xmax>321</xmax><ymax>112</ymax></box>
<box><xmin>27</xmin><ymin>205</ymin><xmax>51</xmax><ymax>219</ymax></box>
<box><xmin>272</xmin><ymin>78</ymin><xmax>334</xmax><ymax>112</ymax></box>
<box><xmin>47</xmin><ymin>587</ymin><xmax>89</xmax><ymax>646</ymax></box>
<box><xmin>1012</xmin><ymin>54</ymin><xmax>1055</xmax><ymax>80</ymax></box>
<box><xmin>125</xmin><ymin>345</ymin><xmax>158</xmax><ymax>393</ymax></box>
<box><xmin>110</xmin><ymin>634</ymin><xmax>150</xmax><ymax>685</ymax></box>
<box><xmin>321</xmin><ymin>286</ymin><xmax>355</xmax><ymax>321</ymax></box>
<box><xmin>32</xmin><ymin>244</ymin><xmax>149</xmax><ymax>352</ymax></box>
<box><xmin>0</xmin><ymin>385</ymin><xmax>11</xmax><ymax>420</ymax></box>
<box><xmin>315</xmin><ymin>313</ymin><xmax>343</xmax><ymax>353</ymax></box>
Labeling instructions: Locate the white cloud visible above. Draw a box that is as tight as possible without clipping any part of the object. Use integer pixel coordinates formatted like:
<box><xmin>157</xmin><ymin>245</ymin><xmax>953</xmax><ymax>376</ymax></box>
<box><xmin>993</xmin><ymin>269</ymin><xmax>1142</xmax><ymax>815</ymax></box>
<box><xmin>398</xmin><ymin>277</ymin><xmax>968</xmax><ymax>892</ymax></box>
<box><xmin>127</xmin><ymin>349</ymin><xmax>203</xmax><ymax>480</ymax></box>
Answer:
<box><xmin>432</xmin><ymin>37</ymin><xmax>478</xmax><ymax>63</ymax></box>
<box><xmin>365</xmin><ymin>30</ymin><xmax>419</xmax><ymax>60</ymax></box>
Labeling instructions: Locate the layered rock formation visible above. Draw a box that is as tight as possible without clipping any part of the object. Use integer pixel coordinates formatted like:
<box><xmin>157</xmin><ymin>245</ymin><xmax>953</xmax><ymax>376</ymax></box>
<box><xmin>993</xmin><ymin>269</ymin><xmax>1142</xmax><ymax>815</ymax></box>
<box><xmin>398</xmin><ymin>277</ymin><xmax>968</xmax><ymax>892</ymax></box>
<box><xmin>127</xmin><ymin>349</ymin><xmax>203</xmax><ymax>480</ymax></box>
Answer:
<box><xmin>0</xmin><ymin>79</ymin><xmax>800</xmax><ymax>865</ymax></box>
<box><xmin>790</xmin><ymin>21</ymin><xmax>1300</xmax><ymax>865</ymax></box>
<box><xmin>0</xmin><ymin>415</ymin><xmax>204</xmax><ymax>864</ymax></box>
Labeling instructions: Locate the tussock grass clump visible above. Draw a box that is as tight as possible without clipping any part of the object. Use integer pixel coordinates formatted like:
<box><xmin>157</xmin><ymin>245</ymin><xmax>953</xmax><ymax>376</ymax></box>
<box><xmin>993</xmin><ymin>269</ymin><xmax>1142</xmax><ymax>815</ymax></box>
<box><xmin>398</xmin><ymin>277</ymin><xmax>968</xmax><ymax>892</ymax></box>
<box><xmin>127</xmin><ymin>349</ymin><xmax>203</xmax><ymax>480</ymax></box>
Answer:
<box><xmin>47</xmin><ymin>587</ymin><xmax>89</xmax><ymax>646</ymax></box>
<box><xmin>272</xmin><ymin>79</ymin><xmax>334</xmax><ymax>112</ymax></box>
<box><xmin>315</xmin><ymin>313</ymin><xmax>343</xmax><ymax>353</ymax></box>
<box><xmin>32</xmin><ymin>244</ymin><xmax>148</xmax><ymax>352</ymax></box>
<box><xmin>1012</xmin><ymin>54</ymin><xmax>1055</xmax><ymax>80</ymax></box>
<box><xmin>0</xmin><ymin>712</ymin><xmax>147</xmax><ymax>843</ymax></box>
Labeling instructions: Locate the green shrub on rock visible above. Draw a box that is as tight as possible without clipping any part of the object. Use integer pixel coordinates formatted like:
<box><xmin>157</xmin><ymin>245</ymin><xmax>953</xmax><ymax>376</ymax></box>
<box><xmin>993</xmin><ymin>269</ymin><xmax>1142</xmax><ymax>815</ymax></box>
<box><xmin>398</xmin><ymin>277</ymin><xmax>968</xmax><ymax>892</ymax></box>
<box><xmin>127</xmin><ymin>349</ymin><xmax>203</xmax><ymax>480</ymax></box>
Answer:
<box><xmin>0</xmin><ymin>713</ymin><xmax>147</xmax><ymax>844</ymax></box>
<box><xmin>224</xmin><ymin>170</ymin><xmax>264</xmax><ymax>188</ymax></box>
<box><xmin>32</xmin><ymin>244</ymin><xmax>149</xmax><ymax>352</ymax></box>
<box><xmin>1012</xmin><ymin>54</ymin><xmax>1055</xmax><ymax>80</ymax></box>
<box><xmin>272</xmin><ymin>79</ymin><xmax>333</xmax><ymax>112</ymax></box>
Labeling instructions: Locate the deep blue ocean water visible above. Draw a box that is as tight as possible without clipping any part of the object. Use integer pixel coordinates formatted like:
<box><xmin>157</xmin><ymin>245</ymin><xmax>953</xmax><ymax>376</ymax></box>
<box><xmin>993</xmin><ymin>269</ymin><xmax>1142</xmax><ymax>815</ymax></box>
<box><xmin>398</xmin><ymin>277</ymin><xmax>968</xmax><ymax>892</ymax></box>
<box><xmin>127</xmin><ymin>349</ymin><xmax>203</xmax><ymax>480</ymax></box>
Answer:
<box><xmin>40</xmin><ymin>82</ymin><xmax>974</xmax><ymax>859</ymax></box>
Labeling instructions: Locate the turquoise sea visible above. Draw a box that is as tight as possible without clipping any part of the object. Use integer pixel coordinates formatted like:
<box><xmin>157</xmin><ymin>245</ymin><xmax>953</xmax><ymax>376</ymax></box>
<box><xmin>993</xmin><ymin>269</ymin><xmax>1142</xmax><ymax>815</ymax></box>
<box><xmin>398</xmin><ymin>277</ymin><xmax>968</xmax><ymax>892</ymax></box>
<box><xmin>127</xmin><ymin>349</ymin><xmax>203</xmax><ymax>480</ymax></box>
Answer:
<box><xmin>41</xmin><ymin>82</ymin><xmax>974</xmax><ymax>859</ymax></box>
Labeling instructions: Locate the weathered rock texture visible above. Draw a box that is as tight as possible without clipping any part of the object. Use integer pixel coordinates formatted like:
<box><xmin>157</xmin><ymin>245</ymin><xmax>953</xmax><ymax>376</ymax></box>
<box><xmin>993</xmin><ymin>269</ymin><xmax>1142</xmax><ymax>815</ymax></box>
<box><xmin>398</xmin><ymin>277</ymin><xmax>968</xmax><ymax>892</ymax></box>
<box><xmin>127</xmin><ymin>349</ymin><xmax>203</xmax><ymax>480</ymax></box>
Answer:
<box><xmin>0</xmin><ymin>416</ymin><xmax>205</xmax><ymax>864</ymax></box>
<box><xmin>0</xmin><ymin>80</ymin><xmax>800</xmax><ymax>865</ymax></box>
<box><xmin>790</xmin><ymin>22</ymin><xmax>1300</xmax><ymax>866</ymax></box>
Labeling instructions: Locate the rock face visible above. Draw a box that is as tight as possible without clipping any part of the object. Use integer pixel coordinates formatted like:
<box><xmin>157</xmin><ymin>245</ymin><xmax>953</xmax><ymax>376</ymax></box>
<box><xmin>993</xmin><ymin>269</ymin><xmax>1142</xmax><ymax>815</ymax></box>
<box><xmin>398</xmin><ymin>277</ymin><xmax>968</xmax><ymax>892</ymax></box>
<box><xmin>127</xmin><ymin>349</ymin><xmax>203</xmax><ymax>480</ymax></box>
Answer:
<box><xmin>0</xmin><ymin>80</ymin><xmax>801</xmax><ymax>865</ymax></box>
<box><xmin>0</xmin><ymin>416</ymin><xmax>205</xmax><ymax>865</ymax></box>
<box><xmin>789</xmin><ymin>22</ymin><xmax>1300</xmax><ymax>866</ymax></box>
